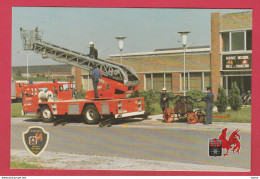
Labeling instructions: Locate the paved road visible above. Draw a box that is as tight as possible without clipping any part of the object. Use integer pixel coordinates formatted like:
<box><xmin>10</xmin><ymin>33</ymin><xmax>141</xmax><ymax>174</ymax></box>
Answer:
<box><xmin>11</xmin><ymin>116</ymin><xmax>251</xmax><ymax>171</ymax></box>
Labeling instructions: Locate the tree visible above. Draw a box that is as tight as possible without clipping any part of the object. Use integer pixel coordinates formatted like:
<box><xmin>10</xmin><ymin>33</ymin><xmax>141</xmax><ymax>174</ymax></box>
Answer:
<box><xmin>15</xmin><ymin>70</ymin><xmax>22</xmax><ymax>76</ymax></box>
<box><xmin>229</xmin><ymin>81</ymin><xmax>242</xmax><ymax>111</ymax></box>
<box><xmin>216</xmin><ymin>86</ymin><xmax>228</xmax><ymax>113</ymax></box>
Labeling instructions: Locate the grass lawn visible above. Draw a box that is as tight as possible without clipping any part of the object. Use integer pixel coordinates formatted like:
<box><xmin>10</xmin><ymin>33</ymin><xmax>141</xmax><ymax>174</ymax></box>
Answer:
<box><xmin>11</xmin><ymin>161</ymin><xmax>46</xmax><ymax>169</ymax></box>
<box><xmin>212</xmin><ymin>106</ymin><xmax>251</xmax><ymax>123</ymax></box>
<box><xmin>11</xmin><ymin>103</ymin><xmax>31</xmax><ymax>118</ymax></box>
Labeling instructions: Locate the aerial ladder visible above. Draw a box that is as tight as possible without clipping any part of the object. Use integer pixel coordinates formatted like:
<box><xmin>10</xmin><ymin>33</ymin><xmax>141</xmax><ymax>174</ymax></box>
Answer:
<box><xmin>19</xmin><ymin>27</ymin><xmax>140</xmax><ymax>99</ymax></box>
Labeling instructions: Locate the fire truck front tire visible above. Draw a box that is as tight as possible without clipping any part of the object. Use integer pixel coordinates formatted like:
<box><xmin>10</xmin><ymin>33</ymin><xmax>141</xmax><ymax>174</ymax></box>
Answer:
<box><xmin>40</xmin><ymin>106</ymin><xmax>54</xmax><ymax>123</ymax></box>
<box><xmin>82</xmin><ymin>105</ymin><xmax>100</xmax><ymax>124</ymax></box>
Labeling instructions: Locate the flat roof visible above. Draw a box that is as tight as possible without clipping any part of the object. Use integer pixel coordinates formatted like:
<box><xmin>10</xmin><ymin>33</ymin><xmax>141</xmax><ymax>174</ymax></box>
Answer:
<box><xmin>110</xmin><ymin>46</ymin><xmax>210</xmax><ymax>58</ymax></box>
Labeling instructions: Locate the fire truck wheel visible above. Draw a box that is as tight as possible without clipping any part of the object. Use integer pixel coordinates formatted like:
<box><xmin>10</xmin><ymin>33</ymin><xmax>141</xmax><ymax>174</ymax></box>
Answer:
<box><xmin>40</xmin><ymin>106</ymin><xmax>54</xmax><ymax>123</ymax></box>
<box><xmin>82</xmin><ymin>105</ymin><xmax>100</xmax><ymax>124</ymax></box>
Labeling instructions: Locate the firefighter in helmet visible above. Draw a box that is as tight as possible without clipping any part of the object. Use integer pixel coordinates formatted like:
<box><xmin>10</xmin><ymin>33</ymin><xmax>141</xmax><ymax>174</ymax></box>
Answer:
<box><xmin>160</xmin><ymin>87</ymin><xmax>170</xmax><ymax>113</ymax></box>
<box><xmin>88</xmin><ymin>41</ymin><xmax>98</xmax><ymax>59</ymax></box>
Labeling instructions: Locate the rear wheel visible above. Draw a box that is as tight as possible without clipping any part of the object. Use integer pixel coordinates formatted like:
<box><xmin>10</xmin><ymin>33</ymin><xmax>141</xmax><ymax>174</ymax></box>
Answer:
<box><xmin>40</xmin><ymin>106</ymin><xmax>54</xmax><ymax>123</ymax></box>
<box><xmin>196</xmin><ymin>111</ymin><xmax>206</xmax><ymax>123</ymax></box>
<box><xmin>163</xmin><ymin>107</ymin><xmax>175</xmax><ymax>123</ymax></box>
<box><xmin>187</xmin><ymin>112</ymin><xmax>197</xmax><ymax>124</ymax></box>
<box><xmin>82</xmin><ymin>104</ymin><xmax>100</xmax><ymax>124</ymax></box>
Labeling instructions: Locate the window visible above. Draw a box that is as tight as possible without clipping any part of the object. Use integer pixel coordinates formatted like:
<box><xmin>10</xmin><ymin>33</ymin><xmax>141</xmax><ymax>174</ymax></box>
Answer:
<box><xmin>24</xmin><ymin>88</ymin><xmax>33</xmax><ymax>97</ymax></box>
<box><xmin>145</xmin><ymin>73</ymin><xmax>172</xmax><ymax>91</ymax></box>
<box><xmin>180</xmin><ymin>72</ymin><xmax>211</xmax><ymax>92</ymax></box>
<box><xmin>221</xmin><ymin>30</ymin><xmax>252</xmax><ymax>52</ymax></box>
<box><xmin>204</xmin><ymin>73</ymin><xmax>211</xmax><ymax>91</ymax></box>
<box><xmin>38</xmin><ymin>87</ymin><xmax>48</xmax><ymax>92</ymax></box>
<box><xmin>145</xmin><ymin>74</ymin><xmax>152</xmax><ymax>90</ymax></box>
<box><xmin>222</xmin><ymin>32</ymin><xmax>230</xmax><ymax>52</ymax></box>
<box><xmin>153</xmin><ymin>74</ymin><xmax>164</xmax><ymax>91</ymax></box>
<box><xmin>190</xmin><ymin>73</ymin><xmax>202</xmax><ymax>90</ymax></box>
<box><xmin>231</xmin><ymin>32</ymin><xmax>244</xmax><ymax>51</ymax></box>
<box><xmin>246</xmin><ymin>30</ymin><xmax>252</xmax><ymax>50</ymax></box>
<box><xmin>63</xmin><ymin>84</ymin><xmax>70</xmax><ymax>91</ymax></box>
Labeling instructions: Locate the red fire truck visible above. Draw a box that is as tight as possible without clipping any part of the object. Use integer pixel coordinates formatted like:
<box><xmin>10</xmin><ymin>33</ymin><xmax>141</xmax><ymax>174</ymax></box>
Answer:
<box><xmin>20</xmin><ymin>27</ymin><xmax>145</xmax><ymax>124</ymax></box>
<box><xmin>11</xmin><ymin>79</ymin><xmax>29</xmax><ymax>102</ymax></box>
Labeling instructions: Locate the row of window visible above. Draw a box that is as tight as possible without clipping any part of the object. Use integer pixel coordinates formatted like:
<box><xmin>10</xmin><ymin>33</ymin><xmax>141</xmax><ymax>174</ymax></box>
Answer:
<box><xmin>221</xmin><ymin>30</ymin><xmax>252</xmax><ymax>52</ymax></box>
<box><xmin>145</xmin><ymin>73</ymin><xmax>172</xmax><ymax>91</ymax></box>
<box><xmin>144</xmin><ymin>72</ymin><xmax>211</xmax><ymax>92</ymax></box>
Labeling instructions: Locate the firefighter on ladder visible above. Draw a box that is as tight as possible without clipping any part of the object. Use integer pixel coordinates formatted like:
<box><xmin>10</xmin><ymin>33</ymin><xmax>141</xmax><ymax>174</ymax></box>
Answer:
<box><xmin>88</xmin><ymin>41</ymin><xmax>98</xmax><ymax>59</ymax></box>
<box><xmin>92</xmin><ymin>65</ymin><xmax>102</xmax><ymax>98</ymax></box>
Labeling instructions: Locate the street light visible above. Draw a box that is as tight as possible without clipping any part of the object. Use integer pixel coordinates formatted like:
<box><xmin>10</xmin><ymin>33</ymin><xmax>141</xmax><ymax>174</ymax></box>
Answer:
<box><xmin>27</xmin><ymin>53</ymin><xmax>35</xmax><ymax>79</ymax></box>
<box><xmin>115</xmin><ymin>36</ymin><xmax>126</xmax><ymax>64</ymax></box>
<box><xmin>178</xmin><ymin>31</ymin><xmax>190</xmax><ymax>96</ymax></box>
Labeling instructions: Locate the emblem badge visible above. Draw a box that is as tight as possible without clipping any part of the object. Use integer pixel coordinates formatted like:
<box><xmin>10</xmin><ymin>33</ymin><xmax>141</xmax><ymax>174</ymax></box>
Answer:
<box><xmin>22</xmin><ymin>126</ymin><xmax>49</xmax><ymax>156</ymax></box>
<box><xmin>209</xmin><ymin>138</ymin><xmax>222</xmax><ymax>157</ymax></box>
<box><xmin>209</xmin><ymin>128</ymin><xmax>240</xmax><ymax>157</ymax></box>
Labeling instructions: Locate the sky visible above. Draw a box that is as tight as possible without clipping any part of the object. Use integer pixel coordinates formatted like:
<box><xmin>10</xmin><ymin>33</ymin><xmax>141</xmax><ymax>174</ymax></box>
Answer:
<box><xmin>12</xmin><ymin>7</ymin><xmax>251</xmax><ymax>67</ymax></box>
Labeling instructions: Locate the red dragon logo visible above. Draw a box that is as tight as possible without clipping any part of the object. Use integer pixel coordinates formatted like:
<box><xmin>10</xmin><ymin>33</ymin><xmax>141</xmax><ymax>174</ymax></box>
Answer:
<box><xmin>218</xmin><ymin>128</ymin><xmax>240</xmax><ymax>156</ymax></box>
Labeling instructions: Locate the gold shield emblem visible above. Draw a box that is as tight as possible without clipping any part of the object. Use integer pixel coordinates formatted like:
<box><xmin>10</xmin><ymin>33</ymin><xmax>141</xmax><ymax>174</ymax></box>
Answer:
<box><xmin>22</xmin><ymin>126</ymin><xmax>49</xmax><ymax>156</ymax></box>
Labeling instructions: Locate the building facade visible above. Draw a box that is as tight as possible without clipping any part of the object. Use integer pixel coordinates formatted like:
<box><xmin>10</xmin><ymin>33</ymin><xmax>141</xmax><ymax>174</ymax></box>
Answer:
<box><xmin>73</xmin><ymin>11</ymin><xmax>252</xmax><ymax>97</ymax></box>
<box><xmin>109</xmin><ymin>46</ymin><xmax>211</xmax><ymax>94</ymax></box>
<box><xmin>211</xmin><ymin>11</ymin><xmax>252</xmax><ymax>95</ymax></box>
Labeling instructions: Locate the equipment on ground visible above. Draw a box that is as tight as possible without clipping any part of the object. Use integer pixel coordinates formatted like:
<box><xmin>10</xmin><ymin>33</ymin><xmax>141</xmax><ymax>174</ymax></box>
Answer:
<box><xmin>163</xmin><ymin>95</ymin><xmax>206</xmax><ymax>124</ymax></box>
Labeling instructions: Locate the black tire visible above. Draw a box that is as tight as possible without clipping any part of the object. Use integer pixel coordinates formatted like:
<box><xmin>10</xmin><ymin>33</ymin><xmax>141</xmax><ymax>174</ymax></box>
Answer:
<box><xmin>82</xmin><ymin>104</ymin><xmax>100</xmax><ymax>124</ymax></box>
<box><xmin>40</xmin><ymin>106</ymin><xmax>54</xmax><ymax>123</ymax></box>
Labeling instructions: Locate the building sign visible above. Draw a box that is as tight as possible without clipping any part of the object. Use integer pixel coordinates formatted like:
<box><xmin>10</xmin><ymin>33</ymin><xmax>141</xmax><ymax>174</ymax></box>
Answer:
<box><xmin>222</xmin><ymin>54</ymin><xmax>251</xmax><ymax>70</ymax></box>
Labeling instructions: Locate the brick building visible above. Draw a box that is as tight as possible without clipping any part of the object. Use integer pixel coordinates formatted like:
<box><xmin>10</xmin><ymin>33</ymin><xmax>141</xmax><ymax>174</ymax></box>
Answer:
<box><xmin>212</xmin><ymin>11</ymin><xmax>252</xmax><ymax>96</ymax></box>
<box><xmin>109</xmin><ymin>46</ymin><xmax>211</xmax><ymax>94</ymax></box>
<box><xmin>74</xmin><ymin>11</ymin><xmax>252</xmax><ymax>96</ymax></box>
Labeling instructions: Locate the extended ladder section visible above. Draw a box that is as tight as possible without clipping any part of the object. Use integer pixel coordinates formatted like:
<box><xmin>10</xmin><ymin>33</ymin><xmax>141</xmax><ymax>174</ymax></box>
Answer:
<box><xmin>19</xmin><ymin>27</ymin><xmax>140</xmax><ymax>87</ymax></box>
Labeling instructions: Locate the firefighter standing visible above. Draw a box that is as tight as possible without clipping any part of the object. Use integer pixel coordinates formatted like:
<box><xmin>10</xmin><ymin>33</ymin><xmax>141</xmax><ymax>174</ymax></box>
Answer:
<box><xmin>198</xmin><ymin>87</ymin><xmax>214</xmax><ymax>125</ymax></box>
<box><xmin>92</xmin><ymin>65</ymin><xmax>102</xmax><ymax>98</ymax></box>
<box><xmin>160</xmin><ymin>88</ymin><xmax>170</xmax><ymax>113</ymax></box>
<box><xmin>88</xmin><ymin>41</ymin><xmax>98</xmax><ymax>59</ymax></box>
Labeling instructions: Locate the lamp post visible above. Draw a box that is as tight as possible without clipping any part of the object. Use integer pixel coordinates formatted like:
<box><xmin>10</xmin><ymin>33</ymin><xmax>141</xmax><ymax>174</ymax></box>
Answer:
<box><xmin>27</xmin><ymin>53</ymin><xmax>35</xmax><ymax>79</ymax></box>
<box><xmin>115</xmin><ymin>37</ymin><xmax>126</xmax><ymax>64</ymax></box>
<box><xmin>178</xmin><ymin>31</ymin><xmax>190</xmax><ymax>96</ymax></box>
